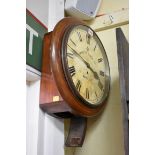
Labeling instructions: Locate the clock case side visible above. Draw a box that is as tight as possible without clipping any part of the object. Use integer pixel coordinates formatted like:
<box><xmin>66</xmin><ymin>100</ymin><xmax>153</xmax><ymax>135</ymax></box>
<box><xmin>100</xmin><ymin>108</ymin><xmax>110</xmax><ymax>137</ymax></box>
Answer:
<box><xmin>51</xmin><ymin>17</ymin><xmax>109</xmax><ymax>117</ymax></box>
<box><xmin>39</xmin><ymin>32</ymin><xmax>73</xmax><ymax>118</ymax></box>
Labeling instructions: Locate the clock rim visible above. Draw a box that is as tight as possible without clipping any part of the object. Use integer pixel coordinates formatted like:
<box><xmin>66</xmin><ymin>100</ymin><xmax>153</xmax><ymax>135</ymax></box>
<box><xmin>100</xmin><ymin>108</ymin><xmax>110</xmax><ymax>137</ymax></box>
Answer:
<box><xmin>61</xmin><ymin>24</ymin><xmax>110</xmax><ymax>108</ymax></box>
<box><xmin>50</xmin><ymin>17</ymin><xmax>110</xmax><ymax>117</ymax></box>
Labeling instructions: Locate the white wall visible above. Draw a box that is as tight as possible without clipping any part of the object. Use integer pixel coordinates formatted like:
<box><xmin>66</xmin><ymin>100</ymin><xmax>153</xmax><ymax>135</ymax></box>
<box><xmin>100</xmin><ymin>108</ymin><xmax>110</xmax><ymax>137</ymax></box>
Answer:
<box><xmin>48</xmin><ymin>0</ymin><xmax>64</xmax><ymax>31</ymax></box>
<box><xmin>44</xmin><ymin>115</ymin><xmax>64</xmax><ymax>155</ymax></box>
<box><xmin>26</xmin><ymin>80</ymin><xmax>43</xmax><ymax>155</ymax></box>
<box><xmin>26</xmin><ymin>0</ymin><xmax>49</xmax><ymax>26</ymax></box>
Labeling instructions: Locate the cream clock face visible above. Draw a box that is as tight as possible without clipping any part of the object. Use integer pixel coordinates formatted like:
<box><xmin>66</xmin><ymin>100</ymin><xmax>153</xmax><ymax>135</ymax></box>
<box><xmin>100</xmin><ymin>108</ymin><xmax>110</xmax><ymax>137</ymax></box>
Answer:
<box><xmin>62</xmin><ymin>25</ymin><xmax>110</xmax><ymax>107</ymax></box>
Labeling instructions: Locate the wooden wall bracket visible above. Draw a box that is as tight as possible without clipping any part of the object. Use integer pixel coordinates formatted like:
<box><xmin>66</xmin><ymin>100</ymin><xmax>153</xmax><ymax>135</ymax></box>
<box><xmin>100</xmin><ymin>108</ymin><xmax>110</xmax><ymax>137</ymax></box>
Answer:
<box><xmin>65</xmin><ymin>117</ymin><xmax>87</xmax><ymax>147</ymax></box>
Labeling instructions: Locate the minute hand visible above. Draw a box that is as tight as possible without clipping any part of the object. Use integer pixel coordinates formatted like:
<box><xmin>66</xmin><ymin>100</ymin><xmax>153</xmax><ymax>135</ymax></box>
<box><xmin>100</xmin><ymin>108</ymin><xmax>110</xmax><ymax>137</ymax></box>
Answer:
<box><xmin>67</xmin><ymin>44</ymin><xmax>99</xmax><ymax>80</ymax></box>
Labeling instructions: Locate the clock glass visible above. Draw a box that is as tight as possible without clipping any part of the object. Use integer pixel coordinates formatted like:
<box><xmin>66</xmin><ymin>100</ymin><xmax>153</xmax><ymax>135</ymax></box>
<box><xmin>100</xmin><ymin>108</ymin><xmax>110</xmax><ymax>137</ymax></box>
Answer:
<box><xmin>62</xmin><ymin>25</ymin><xmax>110</xmax><ymax>107</ymax></box>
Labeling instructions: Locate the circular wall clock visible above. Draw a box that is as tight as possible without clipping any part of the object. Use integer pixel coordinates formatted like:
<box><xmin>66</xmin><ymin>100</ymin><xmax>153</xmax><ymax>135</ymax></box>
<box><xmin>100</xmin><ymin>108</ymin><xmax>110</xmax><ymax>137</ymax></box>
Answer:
<box><xmin>40</xmin><ymin>17</ymin><xmax>110</xmax><ymax>147</ymax></box>
<box><xmin>50</xmin><ymin>17</ymin><xmax>110</xmax><ymax>117</ymax></box>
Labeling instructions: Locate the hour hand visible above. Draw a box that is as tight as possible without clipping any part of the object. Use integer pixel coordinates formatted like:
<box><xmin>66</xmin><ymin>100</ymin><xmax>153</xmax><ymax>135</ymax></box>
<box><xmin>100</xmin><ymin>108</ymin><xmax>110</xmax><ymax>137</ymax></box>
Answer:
<box><xmin>67</xmin><ymin>44</ymin><xmax>88</xmax><ymax>66</ymax></box>
<box><xmin>67</xmin><ymin>44</ymin><xmax>101</xmax><ymax>82</ymax></box>
<box><xmin>68</xmin><ymin>46</ymin><xmax>97</xmax><ymax>79</ymax></box>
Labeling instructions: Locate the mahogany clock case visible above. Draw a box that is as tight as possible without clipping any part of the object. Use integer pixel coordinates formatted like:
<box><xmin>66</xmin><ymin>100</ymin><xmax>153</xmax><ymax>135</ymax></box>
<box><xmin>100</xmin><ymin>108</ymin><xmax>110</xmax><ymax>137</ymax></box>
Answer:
<box><xmin>40</xmin><ymin>17</ymin><xmax>110</xmax><ymax>118</ymax></box>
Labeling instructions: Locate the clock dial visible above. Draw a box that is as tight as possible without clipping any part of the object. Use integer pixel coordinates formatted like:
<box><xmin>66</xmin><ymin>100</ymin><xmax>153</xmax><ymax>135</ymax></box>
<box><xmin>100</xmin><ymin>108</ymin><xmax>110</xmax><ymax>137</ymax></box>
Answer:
<box><xmin>62</xmin><ymin>25</ymin><xmax>110</xmax><ymax>106</ymax></box>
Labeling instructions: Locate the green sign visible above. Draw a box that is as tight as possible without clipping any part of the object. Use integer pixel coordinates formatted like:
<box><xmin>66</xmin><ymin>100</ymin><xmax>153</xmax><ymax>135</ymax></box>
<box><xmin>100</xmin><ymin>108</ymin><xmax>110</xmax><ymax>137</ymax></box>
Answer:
<box><xmin>26</xmin><ymin>10</ymin><xmax>47</xmax><ymax>71</ymax></box>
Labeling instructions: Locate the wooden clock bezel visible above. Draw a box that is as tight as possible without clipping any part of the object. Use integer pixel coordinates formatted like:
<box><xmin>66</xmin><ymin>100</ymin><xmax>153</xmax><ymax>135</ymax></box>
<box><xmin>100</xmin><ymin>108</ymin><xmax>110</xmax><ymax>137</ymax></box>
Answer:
<box><xmin>50</xmin><ymin>17</ymin><xmax>110</xmax><ymax>117</ymax></box>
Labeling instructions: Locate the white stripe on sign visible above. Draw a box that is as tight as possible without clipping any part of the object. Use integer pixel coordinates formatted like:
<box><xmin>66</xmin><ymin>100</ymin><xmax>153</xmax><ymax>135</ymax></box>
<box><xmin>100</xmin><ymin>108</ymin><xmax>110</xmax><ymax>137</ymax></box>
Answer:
<box><xmin>26</xmin><ymin>24</ymin><xmax>38</xmax><ymax>55</ymax></box>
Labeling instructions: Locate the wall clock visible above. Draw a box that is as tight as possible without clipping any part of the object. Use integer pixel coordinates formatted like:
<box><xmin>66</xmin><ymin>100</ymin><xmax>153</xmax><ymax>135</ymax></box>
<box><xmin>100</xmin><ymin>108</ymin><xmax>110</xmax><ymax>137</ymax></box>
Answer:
<box><xmin>40</xmin><ymin>17</ymin><xmax>110</xmax><ymax>147</ymax></box>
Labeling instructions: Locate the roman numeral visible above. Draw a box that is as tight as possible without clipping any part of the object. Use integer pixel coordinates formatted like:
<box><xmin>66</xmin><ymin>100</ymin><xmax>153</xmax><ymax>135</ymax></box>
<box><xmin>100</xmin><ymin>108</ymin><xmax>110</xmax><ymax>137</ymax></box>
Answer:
<box><xmin>86</xmin><ymin>33</ymin><xmax>90</xmax><ymax>44</ymax></box>
<box><xmin>100</xmin><ymin>71</ymin><xmax>105</xmax><ymax>76</ymax></box>
<box><xmin>77</xmin><ymin>31</ymin><xmax>82</xmax><ymax>42</ymax></box>
<box><xmin>70</xmin><ymin>39</ymin><xmax>76</xmax><ymax>46</ymax></box>
<box><xmin>68</xmin><ymin>66</ymin><xmax>76</xmax><ymax>77</ymax></box>
<box><xmin>67</xmin><ymin>53</ymin><xmax>73</xmax><ymax>59</ymax></box>
<box><xmin>98</xmin><ymin>58</ymin><xmax>103</xmax><ymax>63</ymax></box>
<box><xmin>76</xmin><ymin>80</ymin><xmax>81</xmax><ymax>92</ymax></box>
<box><xmin>98</xmin><ymin>81</ymin><xmax>103</xmax><ymax>90</ymax></box>
<box><xmin>86</xmin><ymin>88</ymin><xmax>89</xmax><ymax>99</ymax></box>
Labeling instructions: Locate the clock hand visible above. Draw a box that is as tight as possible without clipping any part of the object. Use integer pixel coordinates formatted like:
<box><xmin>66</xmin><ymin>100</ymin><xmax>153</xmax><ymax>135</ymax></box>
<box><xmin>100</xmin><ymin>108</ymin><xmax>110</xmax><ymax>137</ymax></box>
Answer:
<box><xmin>67</xmin><ymin>44</ymin><xmax>102</xmax><ymax>84</ymax></box>
<box><xmin>67</xmin><ymin>44</ymin><xmax>95</xmax><ymax>71</ymax></box>
<box><xmin>68</xmin><ymin>44</ymin><xmax>103</xmax><ymax>90</ymax></box>
<box><xmin>67</xmin><ymin>44</ymin><xmax>89</xmax><ymax>67</ymax></box>
<box><xmin>83</xmin><ymin>66</ymin><xmax>103</xmax><ymax>91</ymax></box>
